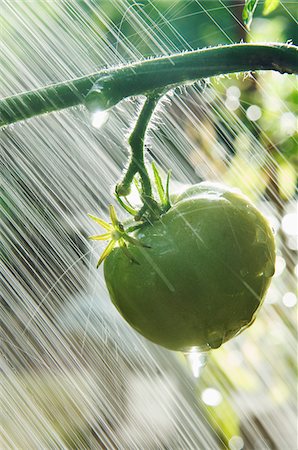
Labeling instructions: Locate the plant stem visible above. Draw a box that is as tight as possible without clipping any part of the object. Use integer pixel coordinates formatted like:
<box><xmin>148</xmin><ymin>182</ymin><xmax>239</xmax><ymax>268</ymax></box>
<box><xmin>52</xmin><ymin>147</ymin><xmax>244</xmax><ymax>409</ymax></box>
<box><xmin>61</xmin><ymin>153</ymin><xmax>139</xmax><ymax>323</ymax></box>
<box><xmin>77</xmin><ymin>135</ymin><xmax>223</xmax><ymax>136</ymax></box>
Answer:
<box><xmin>1</xmin><ymin>43</ymin><xmax>297</xmax><ymax>127</ymax></box>
<box><xmin>117</xmin><ymin>94</ymin><xmax>161</xmax><ymax>198</ymax></box>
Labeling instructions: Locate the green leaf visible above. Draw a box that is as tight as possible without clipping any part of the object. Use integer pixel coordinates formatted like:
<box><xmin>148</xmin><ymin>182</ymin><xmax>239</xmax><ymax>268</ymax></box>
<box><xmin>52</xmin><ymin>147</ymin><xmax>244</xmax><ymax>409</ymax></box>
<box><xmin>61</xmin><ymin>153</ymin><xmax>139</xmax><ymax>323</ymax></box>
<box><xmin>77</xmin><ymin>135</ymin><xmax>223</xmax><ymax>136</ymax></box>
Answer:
<box><xmin>87</xmin><ymin>214</ymin><xmax>113</xmax><ymax>231</ymax></box>
<box><xmin>152</xmin><ymin>162</ymin><xmax>166</xmax><ymax>205</ymax></box>
<box><xmin>165</xmin><ymin>170</ymin><xmax>171</xmax><ymax>210</ymax></box>
<box><xmin>134</xmin><ymin>176</ymin><xmax>142</xmax><ymax>195</ymax></box>
<box><xmin>96</xmin><ymin>240</ymin><xmax>115</xmax><ymax>268</ymax></box>
<box><xmin>88</xmin><ymin>233</ymin><xmax>111</xmax><ymax>241</ymax></box>
<box><xmin>115</xmin><ymin>190</ymin><xmax>137</xmax><ymax>216</ymax></box>
<box><xmin>263</xmin><ymin>0</ymin><xmax>280</xmax><ymax>16</ymax></box>
<box><xmin>109</xmin><ymin>205</ymin><xmax>118</xmax><ymax>227</ymax></box>
<box><xmin>126</xmin><ymin>223</ymin><xmax>146</xmax><ymax>233</ymax></box>
<box><xmin>242</xmin><ymin>0</ymin><xmax>260</xmax><ymax>30</ymax></box>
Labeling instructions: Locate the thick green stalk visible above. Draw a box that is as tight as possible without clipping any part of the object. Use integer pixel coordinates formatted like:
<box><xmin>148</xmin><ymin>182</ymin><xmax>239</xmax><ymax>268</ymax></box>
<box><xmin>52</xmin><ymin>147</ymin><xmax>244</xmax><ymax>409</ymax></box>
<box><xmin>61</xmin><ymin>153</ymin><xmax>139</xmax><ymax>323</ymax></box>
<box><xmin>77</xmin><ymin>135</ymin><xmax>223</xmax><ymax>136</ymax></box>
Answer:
<box><xmin>1</xmin><ymin>43</ymin><xmax>297</xmax><ymax>127</ymax></box>
<box><xmin>116</xmin><ymin>94</ymin><xmax>163</xmax><ymax>220</ymax></box>
<box><xmin>117</xmin><ymin>94</ymin><xmax>160</xmax><ymax>198</ymax></box>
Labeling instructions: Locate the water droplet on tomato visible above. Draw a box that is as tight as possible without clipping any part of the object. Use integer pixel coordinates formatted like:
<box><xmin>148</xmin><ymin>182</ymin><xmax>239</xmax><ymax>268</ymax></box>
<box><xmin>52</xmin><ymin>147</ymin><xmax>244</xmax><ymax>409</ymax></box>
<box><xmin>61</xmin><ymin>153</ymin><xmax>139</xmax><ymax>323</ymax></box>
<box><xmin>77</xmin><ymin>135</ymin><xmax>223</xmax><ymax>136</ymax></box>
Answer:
<box><xmin>183</xmin><ymin>347</ymin><xmax>208</xmax><ymax>378</ymax></box>
<box><xmin>207</xmin><ymin>331</ymin><xmax>224</xmax><ymax>349</ymax></box>
<box><xmin>264</xmin><ymin>260</ymin><xmax>275</xmax><ymax>277</ymax></box>
<box><xmin>247</xmin><ymin>210</ymin><xmax>257</xmax><ymax>220</ymax></box>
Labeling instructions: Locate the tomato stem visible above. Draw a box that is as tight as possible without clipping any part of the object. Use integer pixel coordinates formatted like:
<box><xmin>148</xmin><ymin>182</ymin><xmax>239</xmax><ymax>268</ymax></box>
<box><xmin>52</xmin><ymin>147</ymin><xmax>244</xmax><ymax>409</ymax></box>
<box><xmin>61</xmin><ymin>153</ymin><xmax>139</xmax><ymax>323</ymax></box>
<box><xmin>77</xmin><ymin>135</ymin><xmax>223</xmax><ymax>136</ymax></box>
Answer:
<box><xmin>1</xmin><ymin>43</ymin><xmax>297</xmax><ymax>127</ymax></box>
<box><xmin>116</xmin><ymin>94</ymin><xmax>164</xmax><ymax>218</ymax></box>
<box><xmin>117</xmin><ymin>95</ymin><xmax>160</xmax><ymax>197</ymax></box>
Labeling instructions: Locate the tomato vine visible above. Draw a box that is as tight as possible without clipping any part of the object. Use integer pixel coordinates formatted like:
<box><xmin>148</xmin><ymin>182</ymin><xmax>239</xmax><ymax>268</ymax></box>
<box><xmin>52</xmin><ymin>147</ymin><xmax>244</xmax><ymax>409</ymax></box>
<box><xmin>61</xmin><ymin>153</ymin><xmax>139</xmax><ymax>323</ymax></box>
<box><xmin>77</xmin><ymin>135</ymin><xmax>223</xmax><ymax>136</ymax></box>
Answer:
<box><xmin>1</xmin><ymin>42</ymin><xmax>297</xmax><ymax>221</ymax></box>
<box><xmin>1</xmin><ymin>43</ymin><xmax>297</xmax><ymax>128</ymax></box>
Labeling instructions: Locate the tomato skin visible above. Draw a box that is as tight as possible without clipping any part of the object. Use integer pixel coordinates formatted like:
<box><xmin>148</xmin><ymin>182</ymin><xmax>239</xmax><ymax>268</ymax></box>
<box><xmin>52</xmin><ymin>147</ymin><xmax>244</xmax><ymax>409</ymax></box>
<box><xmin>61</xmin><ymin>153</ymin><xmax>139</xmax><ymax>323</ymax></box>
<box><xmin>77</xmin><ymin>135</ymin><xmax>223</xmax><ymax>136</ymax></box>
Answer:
<box><xmin>104</xmin><ymin>183</ymin><xmax>275</xmax><ymax>352</ymax></box>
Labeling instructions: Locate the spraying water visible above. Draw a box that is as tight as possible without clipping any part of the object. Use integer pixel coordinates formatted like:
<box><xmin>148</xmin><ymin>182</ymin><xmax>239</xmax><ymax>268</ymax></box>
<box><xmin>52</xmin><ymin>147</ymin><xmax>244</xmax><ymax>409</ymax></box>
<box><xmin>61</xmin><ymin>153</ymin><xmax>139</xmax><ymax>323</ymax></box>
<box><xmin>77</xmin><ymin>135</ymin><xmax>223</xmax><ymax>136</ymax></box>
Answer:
<box><xmin>1</xmin><ymin>1</ymin><xmax>297</xmax><ymax>449</ymax></box>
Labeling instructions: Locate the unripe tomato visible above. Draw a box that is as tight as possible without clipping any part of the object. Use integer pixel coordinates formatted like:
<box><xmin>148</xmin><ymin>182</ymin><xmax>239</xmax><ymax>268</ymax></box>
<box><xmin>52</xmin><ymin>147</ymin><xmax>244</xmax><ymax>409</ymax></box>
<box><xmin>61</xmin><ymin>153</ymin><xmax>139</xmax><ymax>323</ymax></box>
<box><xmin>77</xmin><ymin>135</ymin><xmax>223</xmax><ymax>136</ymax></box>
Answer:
<box><xmin>104</xmin><ymin>183</ymin><xmax>275</xmax><ymax>352</ymax></box>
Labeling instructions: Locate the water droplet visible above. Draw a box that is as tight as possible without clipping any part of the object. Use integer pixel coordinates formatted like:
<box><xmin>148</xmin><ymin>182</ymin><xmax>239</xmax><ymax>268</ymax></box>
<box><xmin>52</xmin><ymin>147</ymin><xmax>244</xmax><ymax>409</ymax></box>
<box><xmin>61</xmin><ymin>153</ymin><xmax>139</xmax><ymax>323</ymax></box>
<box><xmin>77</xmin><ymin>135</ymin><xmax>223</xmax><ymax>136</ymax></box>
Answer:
<box><xmin>90</xmin><ymin>109</ymin><xmax>109</xmax><ymax>129</ymax></box>
<box><xmin>207</xmin><ymin>330</ymin><xmax>224</xmax><ymax>349</ymax></box>
<box><xmin>183</xmin><ymin>347</ymin><xmax>208</xmax><ymax>378</ymax></box>
<box><xmin>248</xmin><ymin>316</ymin><xmax>256</xmax><ymax>327</ymax></box>
<box><xmin>235</xmin><ymin>318</ymin><xmax>254</xmax><ymax>336</ymax></box>
<box><xmin>247</xmin><ymin>211</ymin><xmax>257</xmax><ymax>220</ymax></box>
<box><xmin>206</xmin><ymin>190</ymin><xmax>222</xmax><ymax>199</ymax></box>
<box><xmin>264</xmin><ymin>260</ymin><xmax>275</xmax><ymax>277</ymax></box>
<box><xmin>239</xmin><ymin>320</ymin><xmax>250</xmax><ymax>330</ymax></box>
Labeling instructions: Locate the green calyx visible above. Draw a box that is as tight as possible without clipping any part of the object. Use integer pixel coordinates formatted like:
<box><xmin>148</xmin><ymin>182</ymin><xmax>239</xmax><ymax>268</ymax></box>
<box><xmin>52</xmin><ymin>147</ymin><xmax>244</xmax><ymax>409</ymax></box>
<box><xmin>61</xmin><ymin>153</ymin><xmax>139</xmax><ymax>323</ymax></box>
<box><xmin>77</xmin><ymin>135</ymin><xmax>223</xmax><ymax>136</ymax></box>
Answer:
<box><xmin>88</xmin><ymin>162</ymin><xmax>172</xmax><ymax>267</ymax></box>
<box><xmin>88</xmin><ymin>205</ymin><xmax>151</xmax><ymax>267</ymax></box>
<box><xmin>116</xmin><ymin>161</ymin><xmax>172</xmax><ymax>222</ymax></box>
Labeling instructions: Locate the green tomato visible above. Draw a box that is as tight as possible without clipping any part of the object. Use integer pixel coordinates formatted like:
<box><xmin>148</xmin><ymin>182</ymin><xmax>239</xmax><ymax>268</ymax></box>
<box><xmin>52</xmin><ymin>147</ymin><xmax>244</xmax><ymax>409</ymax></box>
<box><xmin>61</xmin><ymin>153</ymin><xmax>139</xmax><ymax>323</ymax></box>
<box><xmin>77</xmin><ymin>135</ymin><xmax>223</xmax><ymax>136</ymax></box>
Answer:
<box><xmin>104</xmin><ymin>183</ymin><xmax>275</xmax><ymax>352</ymax></box>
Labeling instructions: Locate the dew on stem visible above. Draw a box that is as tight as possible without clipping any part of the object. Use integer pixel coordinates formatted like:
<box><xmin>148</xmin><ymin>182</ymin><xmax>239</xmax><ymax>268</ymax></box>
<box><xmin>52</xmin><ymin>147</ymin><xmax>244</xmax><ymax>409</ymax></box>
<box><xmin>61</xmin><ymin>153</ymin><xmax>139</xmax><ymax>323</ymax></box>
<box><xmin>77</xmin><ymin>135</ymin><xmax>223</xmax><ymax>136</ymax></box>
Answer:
<box><xmin>90</xmin><ymin>109</ymin><xmax>109</xmax><ymax>129</ymax></box>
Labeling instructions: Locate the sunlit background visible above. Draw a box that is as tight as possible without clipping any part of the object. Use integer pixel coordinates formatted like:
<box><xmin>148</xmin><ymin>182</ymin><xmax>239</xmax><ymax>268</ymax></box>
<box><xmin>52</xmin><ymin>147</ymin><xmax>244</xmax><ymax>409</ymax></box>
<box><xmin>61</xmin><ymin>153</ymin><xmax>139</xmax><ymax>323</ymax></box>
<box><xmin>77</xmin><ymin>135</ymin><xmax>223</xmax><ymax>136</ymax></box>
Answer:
<box><xmin>1</xmin><ymin>1</ymin><xmax>297</xmax><ymax>449</ymax></box>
